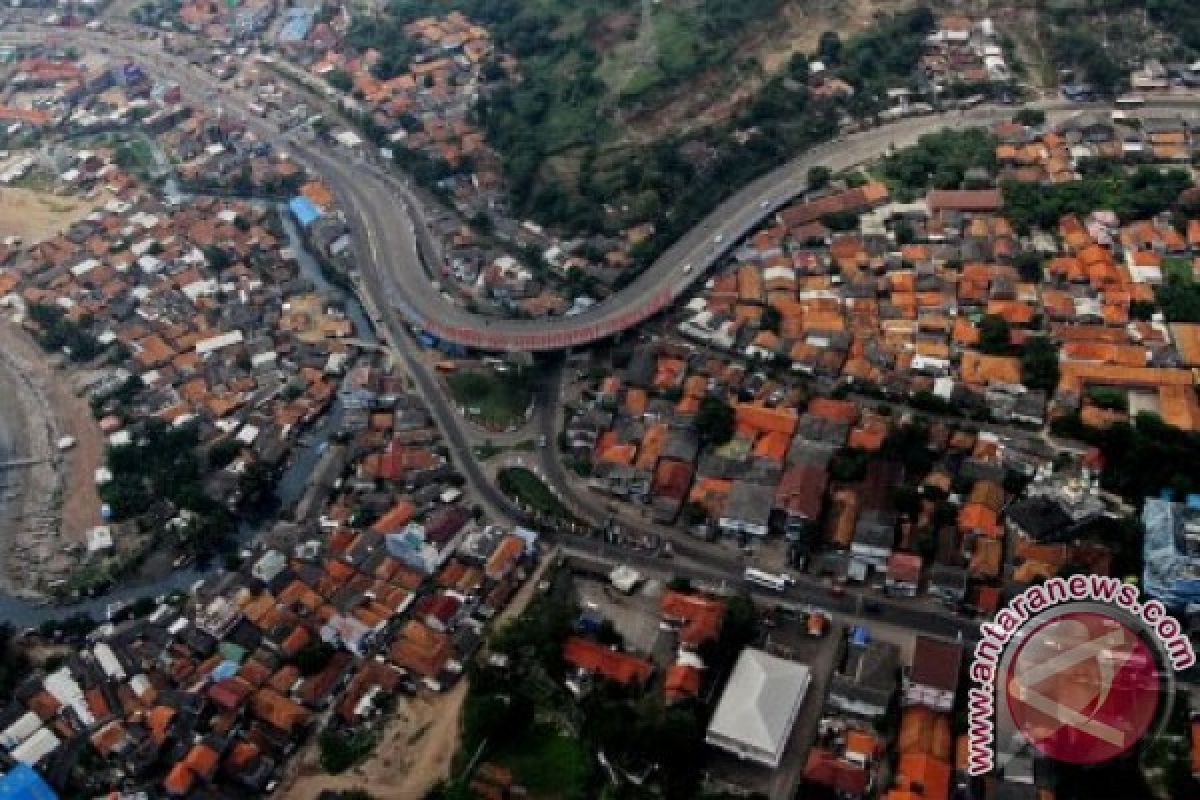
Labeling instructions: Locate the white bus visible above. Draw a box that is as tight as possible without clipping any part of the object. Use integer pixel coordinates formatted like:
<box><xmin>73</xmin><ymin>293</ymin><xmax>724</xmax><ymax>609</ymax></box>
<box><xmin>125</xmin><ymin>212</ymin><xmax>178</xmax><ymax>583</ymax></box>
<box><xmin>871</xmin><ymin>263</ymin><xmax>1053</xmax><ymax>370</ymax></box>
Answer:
<box><xmin>1115</xmin><ymin>93</ymin><xmax>1146</xmax><ymax>108</ymax></box>
<box><xmin>744</xmin><ymin>567</ymin><xmax>794</xmax><ymax>593</ymax></box>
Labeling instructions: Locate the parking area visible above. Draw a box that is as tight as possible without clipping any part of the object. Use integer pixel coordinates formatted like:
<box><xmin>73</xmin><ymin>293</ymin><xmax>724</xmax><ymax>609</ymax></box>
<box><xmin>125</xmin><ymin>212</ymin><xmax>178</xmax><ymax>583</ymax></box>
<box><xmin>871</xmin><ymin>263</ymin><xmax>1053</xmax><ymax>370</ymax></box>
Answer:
<box><xmin>705</xmin><ymin>613</ymin><xmax>843</xmax><ymax>800</ymax></box>
<box><xmin>576</xmin><ymin>574</ymin><xmax>669</xmax><ymax>658</ymax></box>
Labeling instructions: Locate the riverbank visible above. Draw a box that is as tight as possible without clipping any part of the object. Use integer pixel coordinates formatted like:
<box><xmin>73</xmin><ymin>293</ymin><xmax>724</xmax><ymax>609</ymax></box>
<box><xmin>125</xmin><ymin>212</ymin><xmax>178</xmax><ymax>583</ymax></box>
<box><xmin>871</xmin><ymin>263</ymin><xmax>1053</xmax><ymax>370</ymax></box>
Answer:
<box><xmin>0</xmin><ymin>318</ymin><xmax>67</xmax><ymax>596</ymax></box>
<box><xmin>0</xmin><ymin>208</ymin><xmax>377</xmax><ymax>627</ymax></box>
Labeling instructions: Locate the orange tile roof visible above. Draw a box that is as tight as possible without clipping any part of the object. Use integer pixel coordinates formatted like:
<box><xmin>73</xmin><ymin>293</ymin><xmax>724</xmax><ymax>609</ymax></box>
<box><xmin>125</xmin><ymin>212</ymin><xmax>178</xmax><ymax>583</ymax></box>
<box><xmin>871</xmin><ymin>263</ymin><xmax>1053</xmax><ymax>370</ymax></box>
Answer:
<box><xmin>660</xmin><ymin>591</ymin><xmax>725</xmax><ymax>648</ymax></box>
<box><xmin>250</xmin><ymin>688</ymin><xmax>310</xmax><ymax>734</ymax></box>
<box><xmin>898</xmin><ymin>706</ymin><xmax>953</xmax><ymax>761</ymax></box>
<box><xmin>389</xmin><ymin>620</ymin><xmax>451</xmax><ymax>677</ymax></box>
<box><xmin>163</xmin><ymin>763</ymin><xmax>195</xmax><ymax>797</ymax></box>
<box><xmin>484</xmin><ymin>535</ymin><xmax>524</xmax><ymax>581</ymax></box>
<box><xmin>1171</xmin><ymin>323</ymin><xmax>1200</xmax><ymax>367</ymax></box>
<box><xmin>960</xmin><ymin>351</ymin><xmax>1022</xmax><ymax>386</ymax></box>
<box><xmin>635</xmin><ymin>422</ymin><xmax>668</xmax><ymax>471</ymax></box>
<box><xmin>183</xmin><ymin>743</ymin><xmax>219</xmax><ymax>780</ymax></box>
<box><xmin>969</xmin><ymin>537</ymin><xmax>1003</xmax><ymax>579</ymax></box>
<box><xmin>753</xmin><ymin>430</ymin><xmax>792</xmax><ymax>462</ymax></box>
<box><xmin>624</xmin><ymin>387</ymin><xmax>648</xmax><ymax>417</ymax></box>
<box><xmin>735</xmin><ymin>403</ymin><xmax>799</xmax><ymax>437</ymax></box>
<box><xmin>664</xmin><ymin>663</ymin><xmax>703</xmax><ymax>701</ymax></box>
<box><xmin>893</xmin><ymin>754</ymin><xmax>950</xmax><ymax>800</ymax></box>
<box><xmin>807</xmin><ymin>397</ymin><xmax>859</xmax><ymax>424</ymax></box>
<box><xmin>371</xmin><ymin>500</ymin><xmax>417</xmax><ymax>533</ymax></box>
<box><xmin>563</xmin><ymin>637</ymin><xmax>653</xmax><ymax>685</ymax></box>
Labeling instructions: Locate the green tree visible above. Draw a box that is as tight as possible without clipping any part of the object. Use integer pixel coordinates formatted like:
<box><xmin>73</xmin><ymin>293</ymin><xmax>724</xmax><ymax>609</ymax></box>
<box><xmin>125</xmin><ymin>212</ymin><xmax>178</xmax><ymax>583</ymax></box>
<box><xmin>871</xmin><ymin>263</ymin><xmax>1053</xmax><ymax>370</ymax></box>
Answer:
<box><xmin>207</xmin><ymin>439</ymin><xmax>242</xmax><ymax>470</ymax></box>
<box><xmin>1013</xmin><ymin>251</ymin><xmax>1044</xmax><ymax>282</ymax></box>
<box><xmin>817</xmin><ymin>31</ymin><xmax>842</xmax><ymax>65</ymax></box>
<box><xmin>1014</xmin><ymin>109</ymin><xmax>1046</xmax><ymax>127</ymax></box>
<box><xmin>694</xmin><ymin>397</ymin><xmax>735</xmax><ymax>446</ymax></box>
<box><xmin>760</xmin><ymin>306</ymin><xmax>782</xmax><ymax>333</ymax></box>
<box><xmin>978</xmin><ymin>314</ymin><xmax>1012</xmax><ymax>355</ymax></box>
<box><xmin>1021</xmin><ymin>336</ymin><xmax>1060</xmax><ymax>391</ymax></box>
<box><xmin>325</xmin><ymin>69</ymin><xmax>353</xmax><ymax>92</ymax></box>
<box><xmin>807</xmin><ymin>165</ymin><xmax>832</xmax><ymax>190</ymax></box>
<box><xmin>295</xmin><ymin>641</ymin><xmax>336</xmax><ymax>676</ymax></box>
<box><xmin>0</xmin><ymin>625</ymin><xmax>31</xmax><ymax>698</ymax></box>
<box><xmin>202</xmin><ymin>245</ymin><xmax>231</xmax><ymax>271</ymax></box>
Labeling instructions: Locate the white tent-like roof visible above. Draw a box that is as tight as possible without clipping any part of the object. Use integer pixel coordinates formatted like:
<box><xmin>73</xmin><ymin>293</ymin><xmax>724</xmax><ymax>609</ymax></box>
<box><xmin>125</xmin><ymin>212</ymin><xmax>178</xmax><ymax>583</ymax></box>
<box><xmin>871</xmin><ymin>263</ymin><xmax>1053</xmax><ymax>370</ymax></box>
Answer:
<box><xmin>705</xmin><ymin>648</ymin><xmax>811</xmax><ymax>768</ymax></box>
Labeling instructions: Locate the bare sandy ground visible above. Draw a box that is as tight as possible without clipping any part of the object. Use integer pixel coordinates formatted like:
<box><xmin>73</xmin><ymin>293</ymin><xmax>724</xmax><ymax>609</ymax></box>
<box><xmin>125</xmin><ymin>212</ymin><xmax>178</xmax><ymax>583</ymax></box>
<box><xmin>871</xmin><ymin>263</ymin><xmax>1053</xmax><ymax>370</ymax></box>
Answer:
<box><xmin>282</xmin><ymin>683</ymin><xmax>468</xmax><ymax>800</ymax></box>
<box><xmin>0</xmin><ymin>186</ymin><xmax>110</xmax><ymax>245</ymax></box>
<box><xmin>0</xmin><ymin>319</ymin><xmax>104</xmax><ymax>592</ymax></box>
<box><xmin>282</xmin><ymin>551</ymin><xmax>559</xmax><ymax>799</ymax></box>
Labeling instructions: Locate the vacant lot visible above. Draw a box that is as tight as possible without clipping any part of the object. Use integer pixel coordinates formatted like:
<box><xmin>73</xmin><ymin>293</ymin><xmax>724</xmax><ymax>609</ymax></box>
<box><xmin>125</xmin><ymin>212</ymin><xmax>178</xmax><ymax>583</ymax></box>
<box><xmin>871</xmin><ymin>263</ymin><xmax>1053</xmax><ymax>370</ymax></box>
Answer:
<box><xmin>285</xmin><ymin>682</ymin><xmax>467</xmax><ymax>800</ymax></box>
<box><xmin>446</xmin><ymin>368</ymin><xmax>532</xmax><ymax>429</ymax></box>
<box><xmin>0</xmin><ymin>186</ymin><xmax>110</xmax><ymax>245</ymax></box>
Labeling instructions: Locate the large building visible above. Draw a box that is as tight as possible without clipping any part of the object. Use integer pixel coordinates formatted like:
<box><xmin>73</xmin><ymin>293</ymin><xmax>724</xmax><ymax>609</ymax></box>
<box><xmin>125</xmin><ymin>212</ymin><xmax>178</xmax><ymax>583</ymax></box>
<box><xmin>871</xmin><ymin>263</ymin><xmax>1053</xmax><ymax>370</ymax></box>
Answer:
<box><xmin>1143</xmin><ymin>496</ymin><xmax>1200</xmax><ymax>608</ymax></box>
<box><xmin>705</xmin><ymin>649</ymin><xmax>811</xmax><ymax>768</ymax></box>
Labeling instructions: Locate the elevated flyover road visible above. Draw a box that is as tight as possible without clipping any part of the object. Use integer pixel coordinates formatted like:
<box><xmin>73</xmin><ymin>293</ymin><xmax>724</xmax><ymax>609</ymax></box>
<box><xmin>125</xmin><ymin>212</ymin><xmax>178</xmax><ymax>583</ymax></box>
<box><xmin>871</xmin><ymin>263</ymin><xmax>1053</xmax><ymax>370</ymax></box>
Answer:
<box><xmin>14</xmin><ymin>24</ymin><xmax>1200</xmax><ymax>353</ymax></box>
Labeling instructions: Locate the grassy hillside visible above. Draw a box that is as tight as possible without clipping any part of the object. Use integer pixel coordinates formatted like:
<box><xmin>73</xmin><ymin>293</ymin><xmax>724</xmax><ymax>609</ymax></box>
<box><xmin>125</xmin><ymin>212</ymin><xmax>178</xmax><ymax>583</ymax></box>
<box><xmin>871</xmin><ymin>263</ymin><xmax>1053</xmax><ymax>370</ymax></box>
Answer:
<box><xmin>370</xmin><ymin>0</ymin><xmax>929</xmax><ymax>265</ymax></box>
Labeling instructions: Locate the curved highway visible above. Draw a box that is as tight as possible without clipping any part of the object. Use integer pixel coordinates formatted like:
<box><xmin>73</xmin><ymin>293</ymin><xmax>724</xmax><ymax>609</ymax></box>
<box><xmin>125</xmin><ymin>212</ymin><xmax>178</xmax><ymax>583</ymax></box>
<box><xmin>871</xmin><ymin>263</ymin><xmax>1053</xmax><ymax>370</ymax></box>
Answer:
<box><xmin>1</xmin><ymin>20</ymin><xmax>1196</xmax><ymax>641</ymax></box>
<box><xmin>15</xmin><ymin>22</ymin><xmax>1200</xmax><ymax>351</ymax></box>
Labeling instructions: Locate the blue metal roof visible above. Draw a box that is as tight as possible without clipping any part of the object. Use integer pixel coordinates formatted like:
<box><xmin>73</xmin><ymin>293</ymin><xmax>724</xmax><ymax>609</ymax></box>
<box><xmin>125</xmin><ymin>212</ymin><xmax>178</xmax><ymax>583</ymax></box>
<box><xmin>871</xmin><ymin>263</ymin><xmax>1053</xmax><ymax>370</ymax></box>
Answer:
<box><xmin>278</xmin><ymin>8</ymin><xmax>315</xmax><ymax>44</ymax></box>
<box><xmin>0</xmin><ymin>765</ymin><xmax>58</xmax><ymax>800</ymax></box>
<box><xmin>288</xmin><ymin>196</ymin><xmax>321</xmax><ymax>227</ymax></box>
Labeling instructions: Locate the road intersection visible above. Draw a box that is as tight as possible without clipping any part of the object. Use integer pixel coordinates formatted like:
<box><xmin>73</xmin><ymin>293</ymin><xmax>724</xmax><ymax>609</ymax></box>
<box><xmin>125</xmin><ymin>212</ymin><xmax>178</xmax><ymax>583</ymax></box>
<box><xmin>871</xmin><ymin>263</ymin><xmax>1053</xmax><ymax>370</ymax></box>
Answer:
<box><xmin>10</xmin><ymin>19</ymin><xmax>1200</xmax><ymax>640</ymax></box>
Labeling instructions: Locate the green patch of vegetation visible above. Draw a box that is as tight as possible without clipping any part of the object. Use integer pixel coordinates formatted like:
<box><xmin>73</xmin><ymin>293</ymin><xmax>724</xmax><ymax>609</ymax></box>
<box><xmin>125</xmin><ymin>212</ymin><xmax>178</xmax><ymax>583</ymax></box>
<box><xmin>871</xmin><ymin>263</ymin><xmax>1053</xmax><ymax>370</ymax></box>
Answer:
<box><xmin>367</xmin><ymin>1</ymin><xmax>932</xmax><ymax>257</ymax></box>
<box><xmin>99</xmin><ymin>419</ymin><xmax>238</xmax><ymax>555</ymax></box>
<box><xmin>1048</xmin><ymin>30</ymin><xmax>1123</xmax><ymax>95</ymax></box>
<box><xmin>114</xmin><ymin>139</ymin><xmax>156</xmax><ymax>172</ymax></box>
<box><xmin>880</xmin><ymin>128</ymin><xmax>998</xmax><ymax>191</ymax></box>
<box><xmin>978</xmin><ymin>314</ymin><xmax>1012</xmax><ymax>355</ymax></box>
<box><xmin>693</xmin><ymin>396</ymin><xmax>734</xmax><ymax>446</ymax></box>
<box><xmin>1088</xmin><ymin>387</ymin><xmax>1129</xmax><ymax>412</ymax></box>
<box><xmin>1050</xmin><ymin>411</ymin><xmax>1200</xmax><ymax>501</ymax></box>
<box><xmin>472</xmin><ymin>440</ymin><xmax>506</xmax><ymax>460</ymax></box>
<box><xmin>451</xmin><ymin>571</ymin><xmax>739</xmax><ymax>799</ymax></box>
<box><xmin>833</xmin><ymin>6</ymin><xmax>936</xmax><ymax>99</ymax></box>
<box><xmin>318</xmin><ymin>727</ymin><xmax>377</xmax><ymax>774</ymax></box>
<box><xmin>447</xmin><ymin>368</ymin><xmax>533</xmax><ymax>428</ymax></box>
<box><xmin>0</xmin><ymin>625</ymin><xmax>31</xmax><ymax>699</ymax></box>
<box><xmin>1157</xmin><ymin>282</ymin><xmax>1200</xmax><ymax>323</ymax></box>
<box><xmin>1002</xmin><ymin>166</ymin><xmax>1193</xmax><ymax>234</ymax></box>
<box><xmin>1163</xmin><ymin>256</ymin><xmax>1194</xmax><ymax>286</ymax></box>
<box><xmin>1021</xmin><ymin>336</ymin><xmax>1060</xmax><ymax>392</ymax></box>
<box><xmin>28</xmin><ymin>302</ymin><xmax>102</xmax><ymax>362</ymax></box>
<box><xmin>497</xmin><ymin>725</ymin><xmax>592</xmax><ymax>799</ymax></box>
<box><xmin>497</xmin><ymin>467</ymin><xmax>569</xmax><ymax>518</ymax></box>
<box><xmin>830</xmin><ymin>447</ymin><xmax>870</xmax><ymax>482</ymax></box>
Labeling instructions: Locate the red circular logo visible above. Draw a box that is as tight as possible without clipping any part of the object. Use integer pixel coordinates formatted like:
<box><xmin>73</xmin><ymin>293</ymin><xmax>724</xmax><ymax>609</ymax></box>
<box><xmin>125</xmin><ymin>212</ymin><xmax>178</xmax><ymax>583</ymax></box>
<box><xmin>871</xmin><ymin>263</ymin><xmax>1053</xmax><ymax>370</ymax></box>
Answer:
<box><xmin>1005</xmin><ymin>611</ymin><xmax>1161</xmax><ymax>764</ymax></box>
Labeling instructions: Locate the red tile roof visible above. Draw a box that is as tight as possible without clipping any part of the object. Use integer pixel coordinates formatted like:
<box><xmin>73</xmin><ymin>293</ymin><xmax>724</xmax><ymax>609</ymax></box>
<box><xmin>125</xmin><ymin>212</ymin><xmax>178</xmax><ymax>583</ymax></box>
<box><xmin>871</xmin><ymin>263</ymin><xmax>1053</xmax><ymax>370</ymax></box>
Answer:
<box><xmin>660</xmin><ymin>591</ymin><xmax>725</xmax><ymax>648</ymax></box>
<box><xmin>562</xmin><ymin>637</ymin><xmax>653</xmax><ymax>685</ymax></box>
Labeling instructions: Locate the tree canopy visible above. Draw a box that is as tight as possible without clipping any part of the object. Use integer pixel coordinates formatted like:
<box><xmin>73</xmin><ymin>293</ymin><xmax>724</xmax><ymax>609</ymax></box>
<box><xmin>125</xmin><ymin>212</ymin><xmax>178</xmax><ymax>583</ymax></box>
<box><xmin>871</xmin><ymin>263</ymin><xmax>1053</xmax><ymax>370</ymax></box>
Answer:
<box><xmin>694</xmin><ymin>397</ymin><xmax>735</xmax><ymax>446</ymax></box>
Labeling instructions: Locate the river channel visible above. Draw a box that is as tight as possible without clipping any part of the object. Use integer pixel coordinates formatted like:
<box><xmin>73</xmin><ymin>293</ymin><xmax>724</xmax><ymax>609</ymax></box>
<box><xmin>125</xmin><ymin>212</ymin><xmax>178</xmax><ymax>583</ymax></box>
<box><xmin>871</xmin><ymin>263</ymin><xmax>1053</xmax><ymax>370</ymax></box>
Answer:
<box><xmin>0</xmin><ymin>208</ymin><xmax>375</xmax><ymax>627</ymax></box>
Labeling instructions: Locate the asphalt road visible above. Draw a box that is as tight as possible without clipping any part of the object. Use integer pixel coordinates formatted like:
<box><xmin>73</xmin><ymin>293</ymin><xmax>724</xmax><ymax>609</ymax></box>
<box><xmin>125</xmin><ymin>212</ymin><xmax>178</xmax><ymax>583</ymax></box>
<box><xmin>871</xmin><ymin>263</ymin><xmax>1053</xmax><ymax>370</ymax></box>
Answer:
<box><xmin>6</xmin><ymin>20</ymin><xmax>1187</xmax><ymax>643</ymax></box>
<box><xmin>15</xmin><ymin>21</ymin><xmax>1200</xmax><ymax>352</ymax></box>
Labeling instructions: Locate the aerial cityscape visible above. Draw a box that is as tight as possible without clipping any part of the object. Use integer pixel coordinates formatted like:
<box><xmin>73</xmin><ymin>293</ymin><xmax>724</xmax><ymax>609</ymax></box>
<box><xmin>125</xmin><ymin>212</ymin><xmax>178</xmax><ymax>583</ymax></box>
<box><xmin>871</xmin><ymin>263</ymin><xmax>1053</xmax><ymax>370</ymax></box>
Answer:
<box><xmin>1</xmin><ymin>1</ymin><xmax>1200</xmax><ymax>799</ymax></box>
